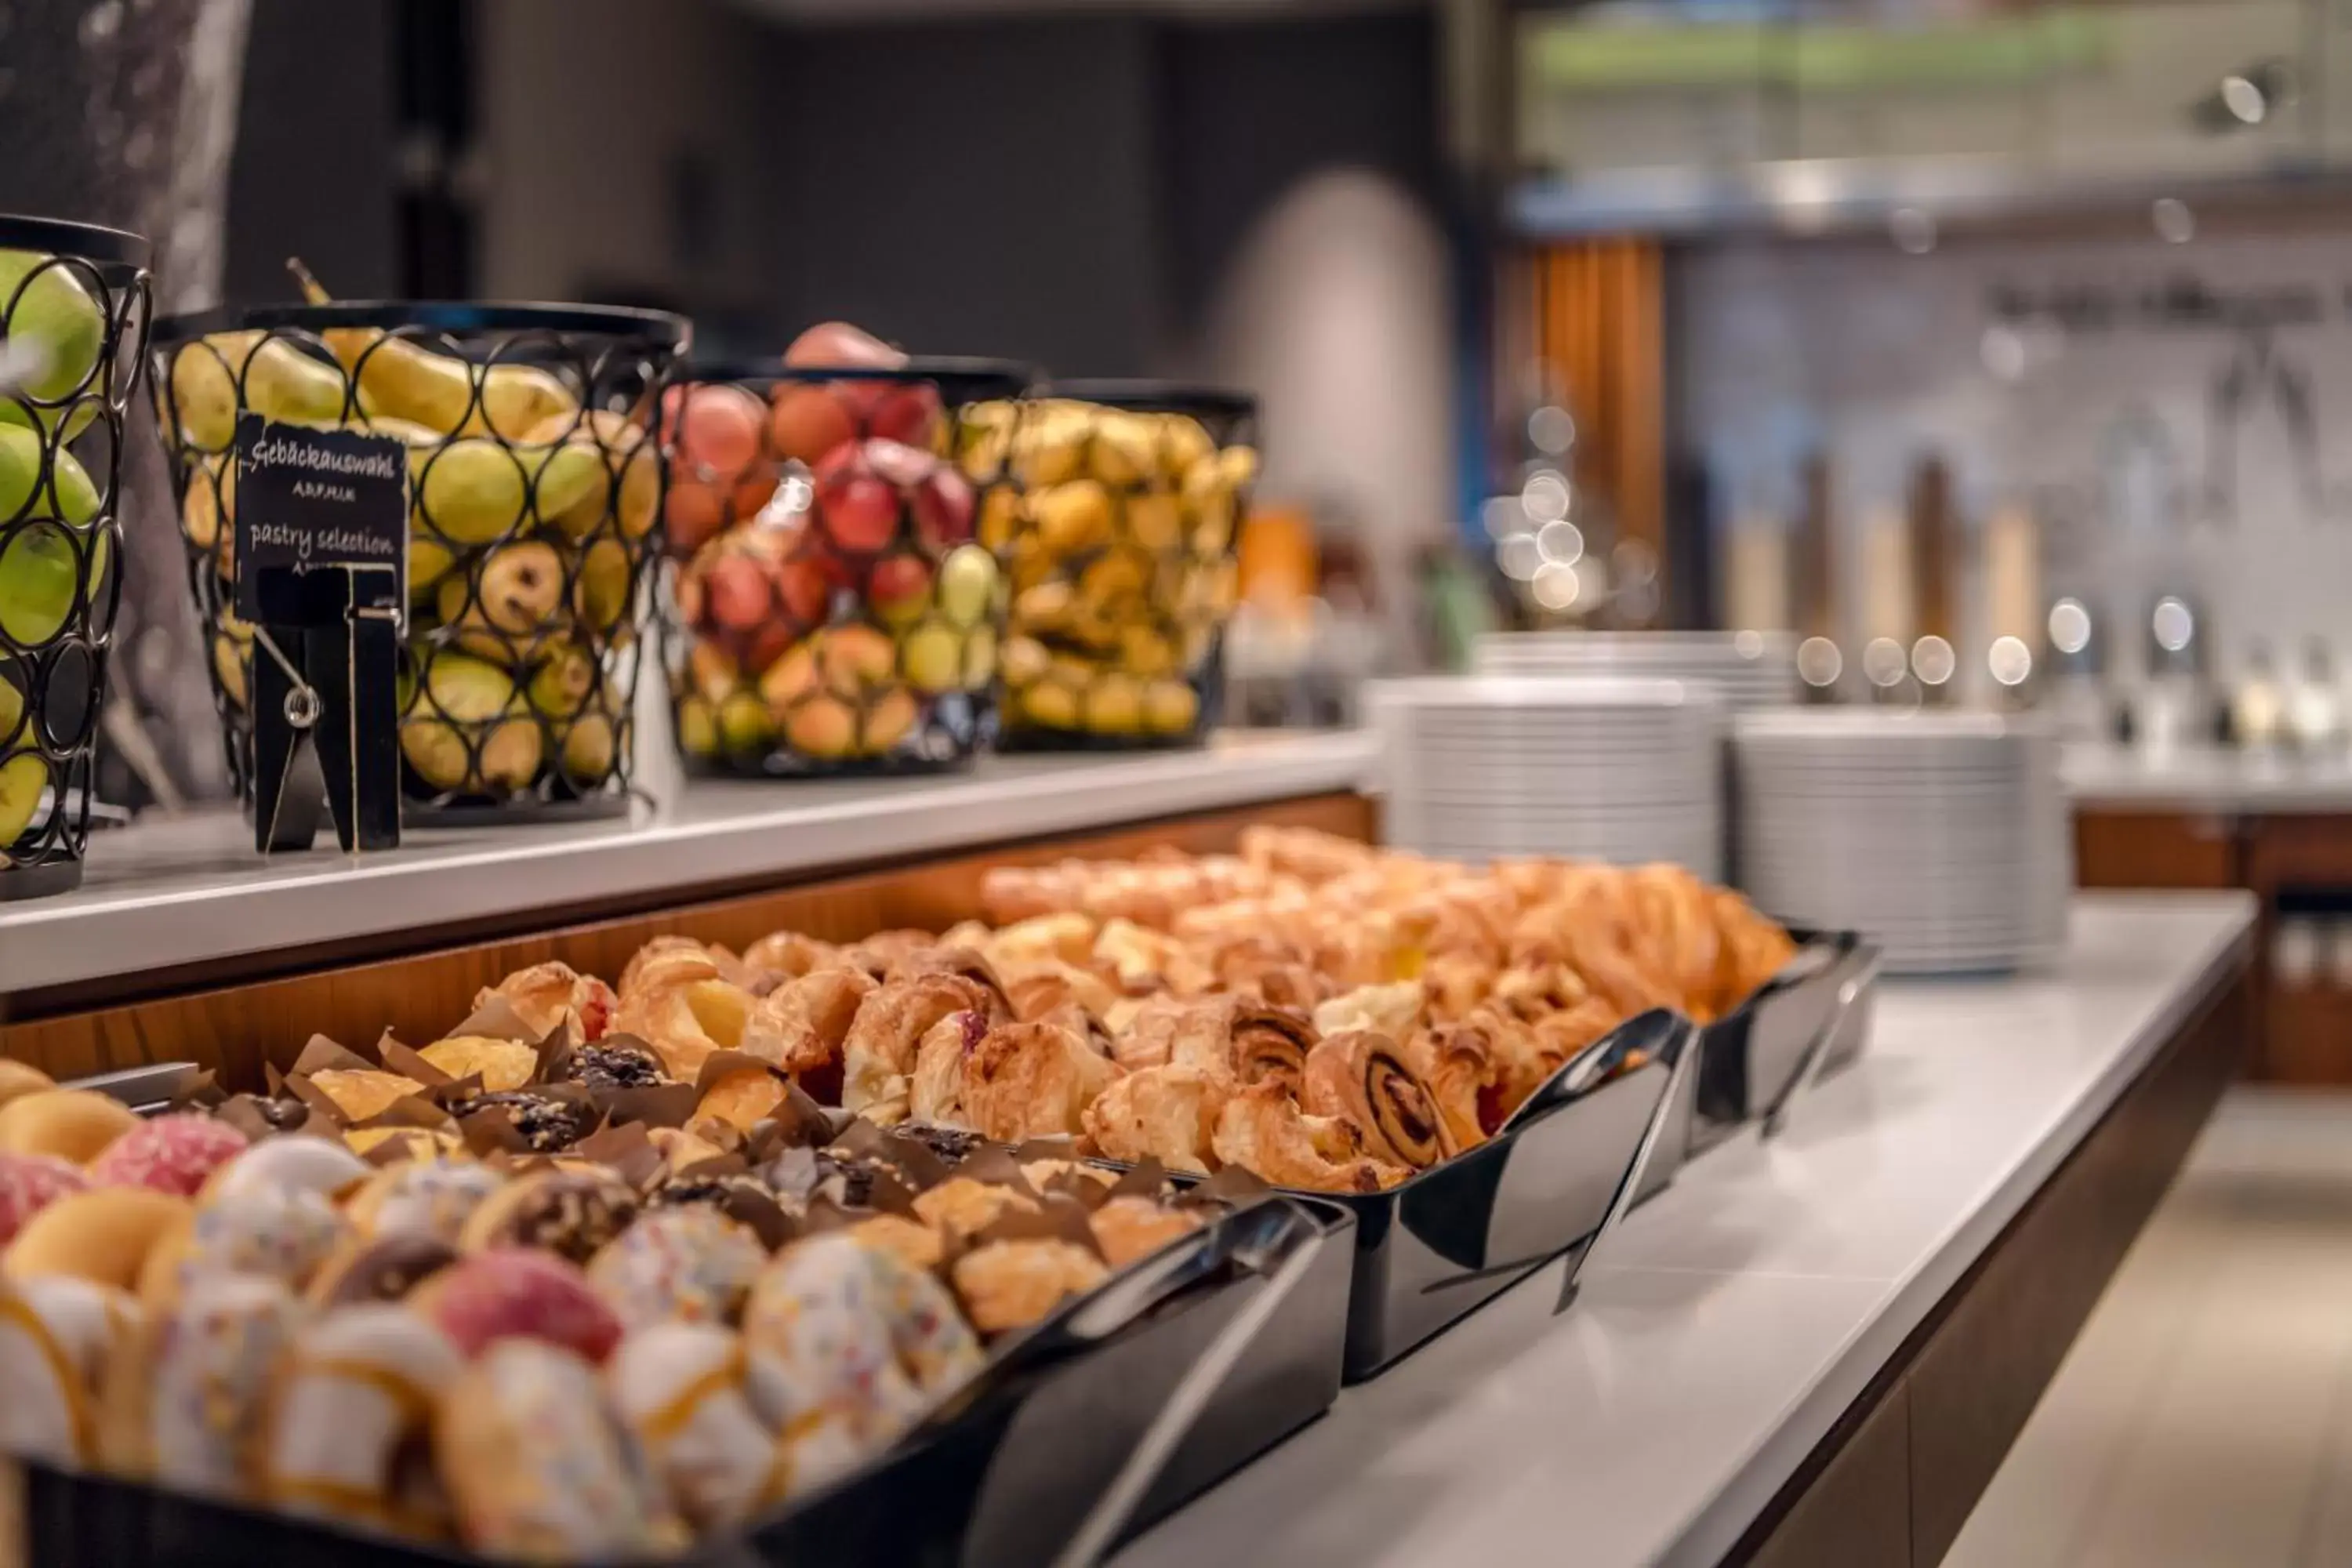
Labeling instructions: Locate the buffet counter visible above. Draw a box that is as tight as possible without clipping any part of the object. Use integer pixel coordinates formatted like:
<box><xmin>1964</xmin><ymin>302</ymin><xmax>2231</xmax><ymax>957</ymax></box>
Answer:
<box><xmin>0</xmin><ymin>730</ymin><xmax>1380</xmax><ymax>1000</ymax></box>
<box><xmin>1120</xmin><ymin>892</ymin><xmax>2255</xmax><ymax>1568</ymax></box>
<box><xmin>2064</xmin><ymin>741</ymin><xmax>2352</xmax><ymax>813</ymax></box>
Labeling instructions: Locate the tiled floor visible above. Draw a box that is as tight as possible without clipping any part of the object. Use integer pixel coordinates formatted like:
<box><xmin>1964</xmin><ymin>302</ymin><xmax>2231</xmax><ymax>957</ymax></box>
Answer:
<box><xmin>1947</xmin><ymin>1087</ymin><xmax>2352</xmax><ymax>1568</ymax></box>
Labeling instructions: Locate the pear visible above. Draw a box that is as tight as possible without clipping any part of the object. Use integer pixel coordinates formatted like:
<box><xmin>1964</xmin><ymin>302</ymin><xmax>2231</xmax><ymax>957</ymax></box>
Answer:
<box><xmin>0</xmin><ymin>251</ymin><xmax>103</xmax><ymax>437</ymax></box>
<box><xmin>676</xmin><ymin>695</ymin><xmax>719</xmax><ymax>758</ymax></box>
<box><xmin>211</xmin><ymin>633</ymin><xmax>249</xmax><ymax>710</ymax></box>
<box><xmin>569</xmin><ymin>538</ymin><xmax>633</xmax><ymax>636</ymax></box>
<box><xmin>0</xmin><ymin>752</ymin><xmax>44</xmax><ymax>852</ymax></box>
<box><xmin>439</xmin><ymin>540</ymin><xmax>566</xmax><ymax>664</ymax></box>
<box><xmin>167</xmin><ymin>331</ymin><xmax>347</xmax><ymax>452</ymax></box>
<box><xmin>0</xmin><ymin>522</ymin><xmax>92</xmax><ymax>648</ymax></box>
<box><xmin>401</xmin><ymin>653</ymin><xmax>542</xmax><ymax>793</ymax></box>
<box><xmin>292</xmin><ymin>260</ymin><xmax>576</xmax><ymax>440</ymax></box>
<box><xmin>0</xmin><ymin>661</ymin><xmax>22</xmax><ymax>742</ymax></box>
<box><xmin>525</xmin><ymin>639</ymin><xmax>598</xmax><ymax>720</ymax></box>
<box><xmin>528</xmin><ymin>410</ymin><xmax>655</xmax><ymax>540</ymax></box>
<box><xmin>1143</xmin><ymin>679</ymin><xmax>1200</xmax><ymax>737</ymax></box>
<box><xmin>0</xmin><ymin>424</ymin><xmax>100</xmax><ymax>525</ymax></box>
<box><xmin>556</xmin><ymin>682</ymin><xmax>622</xmax><ymax>783</ymax></box>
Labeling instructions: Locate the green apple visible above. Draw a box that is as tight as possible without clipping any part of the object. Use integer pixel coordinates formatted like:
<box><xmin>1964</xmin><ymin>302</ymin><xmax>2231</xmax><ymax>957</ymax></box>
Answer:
<box><xmin>0</xmin><ymin>753</ymin><xmax>44</xmax><ymax>851</ymax></box>
<box><xmin>0</xmin><ymin>250</ymin><xmax>104</xmax><ymax>437</ymax></box>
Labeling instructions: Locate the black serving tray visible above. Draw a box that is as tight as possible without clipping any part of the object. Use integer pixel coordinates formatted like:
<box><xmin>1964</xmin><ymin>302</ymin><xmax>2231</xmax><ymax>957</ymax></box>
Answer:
<box><xmin>1287</xmin><ymin>1007</ymin><xmax>1697</xmax><ymax>1382</ymax></box>
<box><xmin>12</xmin><ymin>1194</ymin><xmax>1332</xmax><ymax>1568</ymax></box>
<box><xmin>1694</xmin><ymin>929</ymin><xmax>1879</xmax><ymax>1149</ymax></box>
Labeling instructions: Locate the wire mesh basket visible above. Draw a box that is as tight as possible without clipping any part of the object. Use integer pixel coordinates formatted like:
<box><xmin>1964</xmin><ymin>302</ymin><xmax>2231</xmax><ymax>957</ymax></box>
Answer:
<box><xmin>149</xmin><ymin>299</ymin><xmax>690</xmax><ymax>822</ymax></box>
<box><xmin>662</xmin><ymin>358</ymin><xmax>1029</xmax><ymax>775</ymax></box>
<box><xmin>971</xmin><ymin>381</ymin><xmax>1256</xmax><ymax>751</ymax></box>
<box><xmin>0</xmin><ymin>214</ymin><xmax>151</xmax><ymax>901</ymax></box>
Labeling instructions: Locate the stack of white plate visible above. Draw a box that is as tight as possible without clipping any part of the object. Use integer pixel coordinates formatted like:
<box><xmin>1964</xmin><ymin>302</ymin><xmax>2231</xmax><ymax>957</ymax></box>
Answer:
<box><xmin>1474</xmin><ymin>631</ymin><xmax>1798</xmax><ymax>710</ymax></box>
<box><xmin>1371</xmin><ymin>676</ymin><xmax>1726</xmax><ymax>878</ymax></box>
<box><xmin>1732</xmin><ymin>710</ymin><xmax>2068</xmax><ymax>974</ymax></box>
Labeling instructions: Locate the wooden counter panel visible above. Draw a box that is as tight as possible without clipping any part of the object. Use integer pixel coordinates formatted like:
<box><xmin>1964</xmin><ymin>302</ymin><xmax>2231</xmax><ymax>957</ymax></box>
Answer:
<box><xmin>0</xmin><ymin>792</ymin><xmax>1371</xmax><ymax>1087</ymax></box>
<box><xmin>2074</xmin><ymin>810</ymin><xmax>2240</xmax><ymax>890</ymax></box>
<box><xmin>1729</xmin><ymin>965</ymin><xmax>2248</xmax><ymax>1568</ymax></box>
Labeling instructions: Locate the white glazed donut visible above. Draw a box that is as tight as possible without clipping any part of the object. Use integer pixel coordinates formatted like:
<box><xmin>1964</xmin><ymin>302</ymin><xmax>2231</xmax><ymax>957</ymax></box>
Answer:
<box><xmin>607</xmin><ymin>1323</ymin><xmax>785</xmax><ymax>1530</ymax></box>
<box><xmin>263</xmin><ymin>1305</ymin><xmax>464</xmax><ymax>1534</ymax></box>
<box><xmin>201</xmin><ymin>1137</ymin><xmax>372</xmax><ymax>1205</ymax></box>
<box><xmin>0</xmin><ymin>1275</ymin><xmax>138</xmax><ymax>1466</ymax></box>
<box><xmin>146</xmin><ymin>1272</ymin><xmax>308</xmax><ymax>1498</ymax></box>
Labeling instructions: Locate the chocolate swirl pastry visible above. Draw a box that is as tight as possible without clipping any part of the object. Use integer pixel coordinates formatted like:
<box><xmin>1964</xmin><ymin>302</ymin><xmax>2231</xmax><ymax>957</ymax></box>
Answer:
<box><xmin>1300</xmin><ymin>1031</ymin><xmax>1450</xmax><ymax>1167</ymax></box>
<box><xmin>554</xmin><ymin>1040</ymin><xmax>668</xmax><ymax>1092</ymax></box>
<box><xmin>650</xmin><ymin>1167</ymin><xmax>771</xmax><ymax>1211</ymax></box>
<box><xmin>765</xmin><ymin>1146</ymin><xmax>897</xmax><ymax>1211</ymax></box>
<box><xmin>456</xmin><ymin>1090</ymin><xmax>601</xmax><ymax>1152</ymax></box>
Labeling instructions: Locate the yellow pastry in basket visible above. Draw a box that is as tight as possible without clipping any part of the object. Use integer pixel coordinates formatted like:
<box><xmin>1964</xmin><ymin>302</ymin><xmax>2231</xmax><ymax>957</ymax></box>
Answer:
<box><xmin>949</xmin><ymin>1240</ymin><xmax>1106</xmax><ymax>1336</ymax></box>
<box><xmin>309</xmin><ymin>1069</ymin><xmax>426</xmax><ymax>1124</ymax></box>
<box><xmin>0</xmin><ymin>1089</ymin><xmax>140</xmax><ymax>1164</ymax></box>
<box><xmin>419</xmin><ymin>1036</ymin><xmax>538</xmax><ymax>1092</ymax></box>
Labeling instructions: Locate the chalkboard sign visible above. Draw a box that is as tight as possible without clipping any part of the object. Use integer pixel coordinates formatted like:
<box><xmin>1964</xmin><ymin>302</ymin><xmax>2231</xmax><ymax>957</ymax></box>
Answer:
<box><xmin>230</xmin><ymin>414</ymin><xmax>408</xmax><ymax>623</ymax></box>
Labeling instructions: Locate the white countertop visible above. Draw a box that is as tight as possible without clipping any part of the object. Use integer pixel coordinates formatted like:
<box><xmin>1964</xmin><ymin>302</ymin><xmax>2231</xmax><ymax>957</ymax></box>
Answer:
<box><xmin>0</xmin><ymin>730</ymin><xmax>1378</xmax><ymax>996</ymax></box>
<box><xmin>2064</xmin><ymin>741</ymin><xmax>2352</xmax><ymax>812</ymax></box>
<box><xmin>1117</xmin><ymin>891</ymin><xmax>2256</xmax><ymax>1568</ymax></box>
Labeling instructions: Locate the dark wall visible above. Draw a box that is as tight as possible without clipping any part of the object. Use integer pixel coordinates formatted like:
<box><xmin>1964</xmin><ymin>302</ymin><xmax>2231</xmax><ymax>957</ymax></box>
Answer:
<box><xmin>221</xmin><ymin>0</ymin><xmax>401</xmax><ymax>305</ymax></box>
<box><xmin>770</xmin><ymin>17</ymin><xmax>1166</xmax><ymax>377</ymax></box>
<box><xmin>1161</xmin><ymin>10</ymin><xmax>1444</xmax><ymax>331</ymax></box>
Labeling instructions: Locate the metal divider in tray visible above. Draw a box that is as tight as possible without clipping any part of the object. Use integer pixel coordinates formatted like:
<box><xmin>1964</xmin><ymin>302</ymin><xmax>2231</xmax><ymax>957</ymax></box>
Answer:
<box><xmin>25</xmin><ymin>1070</ymin><xmax>1345</xmax><ymax>1568</ymax></box>
<box><xmin>1694</xmin><ymin>929</ymin><xmax>1881</xmax><ymax>1149</ymax></box>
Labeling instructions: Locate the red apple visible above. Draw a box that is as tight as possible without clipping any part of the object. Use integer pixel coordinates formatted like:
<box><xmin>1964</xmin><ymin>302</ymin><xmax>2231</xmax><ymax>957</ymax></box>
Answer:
<box><xmin>814</xmin><ymin>445</ymin><xmax>901</xmax><ymax>556</ymax></box>
<box><xmin>735</xmin><ymin>618</ymin><xmax>797</xmax><ymax>678</ymax></box>
<box><xmin>784</xmin><ymin>322</ymin><xmax>906</xmax><ymax>371</ymax></box>
<box><xmin>861</xmin><ymin>437</ymin><xmax>935</xmax><ymax>492</ymax></box>
<box><xmin>911</xmin><ymin>467</ymin><xmax>976</xmax><ymax>550</ymax></box>
<box><xmin>675</xmin><ymin>386</ymin><xmax>762</xmax><ymax>484</ymax></box>
<box><xmin>768</xmin><ymin>383</ymin><xmax>858</xmax><ymax>467</ymax></box>
<box><xmin>774</xmin><ymin>557</ymin><xmax>830</xmax><ymax>630</ymax></box>
<box><xmin>705</xmin><ymin>553</ymin><xmax>772</xmax><ymax>633</ymax></box>
<box><xmin>734</xmin><ymin>468</ymin><xmax>780</xmax><ymax>521</ymax></box>
<box><xmin>868</xmin><ymin>383</ymin><xmax>943</xmax><ymax>450</ymax></box>
<box><xmin>665</xmin><ymin>480</ymin><xmax>727</xmax><ymax>557</ymax></box>
<box><xmin>867</xmin><ymin>554</ymin><xmax>935</xmax><ymax>626</ymax></box>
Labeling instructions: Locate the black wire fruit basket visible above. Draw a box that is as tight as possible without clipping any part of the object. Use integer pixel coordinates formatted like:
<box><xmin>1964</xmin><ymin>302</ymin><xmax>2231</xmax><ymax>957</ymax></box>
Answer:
<box><xmin>0</xmin><ymin>214</ymin><xmax>151</xmax><ymax>901</ymax></box>
<box><xmin>967</xmin><ymin>380</ymin><xmax>1256</xmax><ymax>752</ymax></box>
<box><xmin>149</xmin><ymin>296</ymin><xmax>691</xmax><ymax>823</ymax></box>
<box><xmin>662</xmin><ymin>358</ymin><xmax>1029</xmax><ymax>776</ymax></box>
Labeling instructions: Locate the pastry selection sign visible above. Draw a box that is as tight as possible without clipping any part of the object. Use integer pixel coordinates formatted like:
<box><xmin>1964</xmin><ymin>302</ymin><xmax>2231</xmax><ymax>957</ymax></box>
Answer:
<box><xmin>229</xmin><ymin>414</ymin><xmax>409</xmax><ymax>856</ymax></box>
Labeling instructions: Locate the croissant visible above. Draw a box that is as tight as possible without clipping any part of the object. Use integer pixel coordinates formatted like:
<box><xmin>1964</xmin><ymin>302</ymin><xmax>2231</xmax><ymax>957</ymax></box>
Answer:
<box><xmin>837</xmin><ymin>974</ymin><xmax>987</xmax><ymax>1121</ymax></box>
<box><xmin>1711</xmin><ymin>889</ymin><xmax>1798</xmax><ymax>1015</ymax></box>
<box><xmin>1403</xmin><ymin>1022</ymin><xmax>1498</xmax><ymax>1152</ymax></box>
<box><xmin>1209</xmin><ymin>936</ymin><xmax>1327</xmax><ymax>1012</ymax></box>
<box><xmin>739</xmin><ymin>965</ymin><xmax>879</xmax><ymax>1105</ymax></box>
<box><xmin>1236</xmin><ymin>825</ymin><xmax>1373</xmax><ymax>884</ymax></box>
<box><xmin>1300</xmin><ymin>1030</ymin><xmax>1450</xmax><ymax>1167</ymax></box>
<box><xmin>475</xmin><ymin>961</ymin><xmax>615</xmax><ymax>1044</ymax></box>
<box><xmin>1004</xmin><ymin>963</ymin><xmax>1122</xmax><ymax>1026</ymax></box>
<box><xmin>909</xmin><ymin>1010</ymin><xmax>985</xmax><ymax>1126</ymax></box>
<box><xmin>1628</xmin><ymin>865</ymin><xmax>1724</xmax><ymax>1022</ymax></box>
<box><xmin>1210</xmin><ymin>1081</ymin><xmax>1403</xmax><ymax>1193</ymax></box>
<box><xmin>1312</xmin><ymin>981</ymin><xmax>1425</xmax><ymax>1044</ymax></box>
<box><xmin>1419</xmin><ymin>950</ymin><xmax>1497</xmax><ymax>1025</ymax></box>
<box><xmin>840</xmin><ymin>929</ymin><xmax>936</xmax><ymax>978</ymax></box>
<box><xmin>1081</xmin><ymin>1065</ymin><xmax>1221</xmax><ymax>1174</ymax></box>
<box><xmin>959</xmin><ymin>1022</ymin><xmax>1120</xmax><ymax>1143</ymax></box>
<box><xmin>619</xmin><ymin>937</ymin><xmax>719</xmax><ymax>1000</ymax></box>
<box><xmin>1093</xmin><ymin>918</ymin><xmax>1214</xmax><ymax>996</ymax></box>
<box><xmin>739</xmin><ymin>931</ymin><xmax>842</xmax><ymax>984</ymax></box>
<box><xmin>983</xmin><ymin>913</ymin><xmax>1098</xmax><ymax>972</ymax></box>
<box><xmin>886</xmin><ymin>946</ymin><xmax>1012</xmax><ymax>1022</ymax></box>
<box><xmin>613</xmin><ymin>949</ymin><xmax>754</xmax><ymax>1080</ymax></box>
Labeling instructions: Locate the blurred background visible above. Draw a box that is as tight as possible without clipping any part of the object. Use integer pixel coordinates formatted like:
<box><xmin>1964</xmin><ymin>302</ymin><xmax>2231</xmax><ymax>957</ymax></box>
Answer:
<box><xmin>9</xmin><ymin>0</ymin><xmax>2352</xmax><ymax>793</ymax></box>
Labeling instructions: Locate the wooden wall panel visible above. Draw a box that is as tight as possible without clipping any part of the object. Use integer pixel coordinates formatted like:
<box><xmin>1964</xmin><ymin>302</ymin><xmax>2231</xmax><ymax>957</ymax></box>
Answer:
<box><xmin>2073</xmin><ymin>811</ymin><xmax>2240</xmax><ymax>890</ymax></box>
<box><xmin>0</xmin><ymin>792</ymin><xmax>1373</xmax><ymax>1090</ymax></box>
<box><xmin>1532</xmin><ymin>240</ymin><xmax>1665</xmax><ymax>577</ymax></box>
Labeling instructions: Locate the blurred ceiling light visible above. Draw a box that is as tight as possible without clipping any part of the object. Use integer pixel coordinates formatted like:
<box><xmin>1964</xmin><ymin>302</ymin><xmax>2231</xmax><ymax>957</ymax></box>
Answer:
<box><xmin>2048</xmin><ymin>598</ymin><xmax>2092</xmax><ymax>655</ymax></box>
<box><xmin>1535</xmin><ymin>519</ymin><xmax>1584</xmax><ymax>566</ymax></box>
<box><xmin>1988</xmin><ymin>635</ymin><xmax>2034</xmax><ymax>688</ymax></box>
<box><xmin>1532</xmin><ymin>562</ymin><xmax>1580</xmax><ymax>611</ymax></box>
<box><xmin>1911</xmin><ymin>634</ymin><xmax>1956</xmax><ymax>687</ymax></box>
<box><xmin>1527</xmin><ymin>406</ymin><xmax>1576</xmax><ymax>456</ymax></box>
<box><xmin>2152</xmin><ymin>595</ymin><xmax>2195</xmax><ymax>653</ymax></box>
<box><xmin>1797</xmin><ymin>637</ymin><xmax>1843</xmax><ymax>688</ymax></box>
<box><xmin>2220</xmin><ymin>74</ymin><xmax>2267</xmax><ymax>125</ymax></box>
<box><xmin>1481</xmin><ymin>496</ymin><xmax>1524</xmax><ymax>539</ymax></box>
<box><xmin>1497</xmin><ymin>532</ymin><xmax>1542</xmax><ymax>582</ymax></box>
<box><xmin>1521</xmin><ymin>470</ymin><xmax>1571</xmax><ymax>524</ymax></box>
<box><xmin>1890</xmin><ymin>207</ymin><xmax>1936</xmax><ymax>256</ymax></box>
<box><xmin>1862</xmin><ymin>637</ymin><xmax>1908</xmax><ymax>689</ymax></box>
<box><xmin>2151</xmin><ymin>197</ymin><xmax>2195</xmax><ymax>244</ymax></box>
